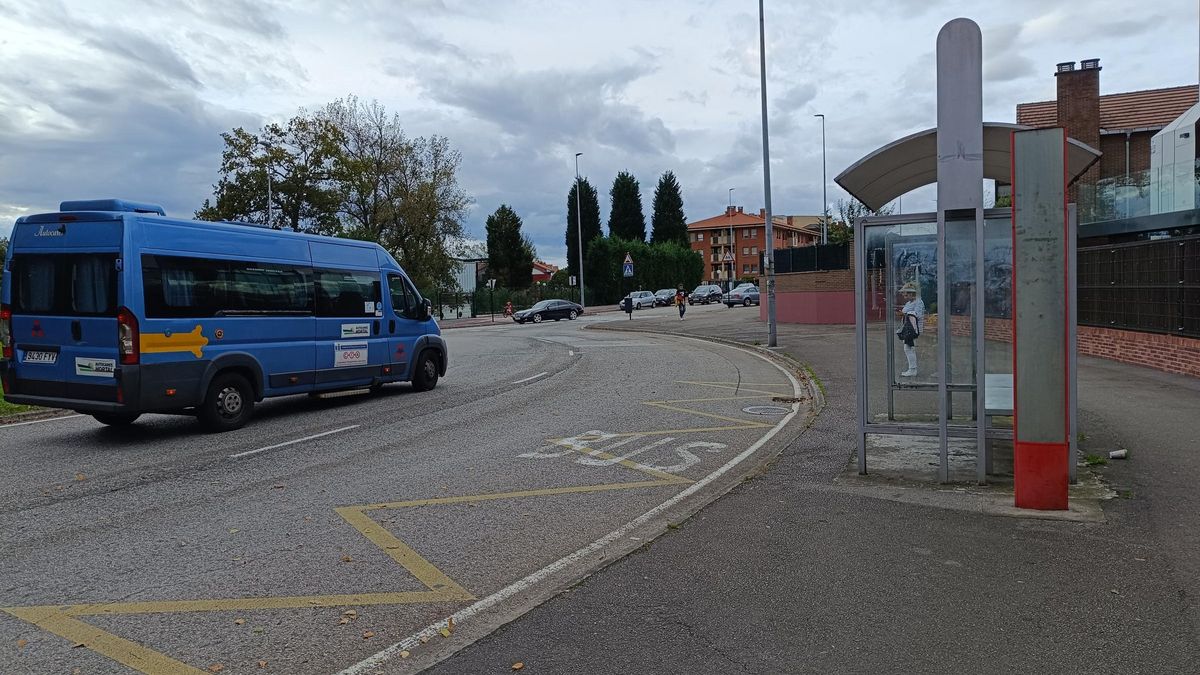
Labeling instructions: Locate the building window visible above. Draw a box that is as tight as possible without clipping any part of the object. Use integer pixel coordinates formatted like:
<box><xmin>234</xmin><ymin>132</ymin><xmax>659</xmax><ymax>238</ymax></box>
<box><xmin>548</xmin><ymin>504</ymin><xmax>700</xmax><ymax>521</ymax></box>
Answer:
<box><xmin>697</xmin><ymin>232</ymin><xmax>704</xmax><ymax>241</ymax></box>
<box><xmin>742</xmin><ymin>264</ymin><xmax>751</xmax><ymax>273</ymax></box>
<box><xmin>743</xmin><ymin>228</ymin><xmax>753</xmax><ymax>238</ymax></box>
<box><xmin>741</xmin><ymin>246</ymin><xmax>749</xmax><ymax>255</ymax></box>
<box><xmin>751</xmin><ymin>246</ymin><xmax>758</xmax><ymax>255</ymax></box>
<box><xmin>751</xmin><ymin>265</ymin><xmax>759</xmax><ymax>273</ymax></box>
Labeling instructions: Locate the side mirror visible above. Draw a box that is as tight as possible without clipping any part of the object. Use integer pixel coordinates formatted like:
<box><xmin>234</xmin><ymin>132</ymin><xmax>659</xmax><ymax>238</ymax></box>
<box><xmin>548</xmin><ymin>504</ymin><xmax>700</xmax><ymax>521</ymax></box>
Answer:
<box><xmin>422</xmin><ymin>298</ymin><xmax>433</xmax><ymax>321</ymax></box>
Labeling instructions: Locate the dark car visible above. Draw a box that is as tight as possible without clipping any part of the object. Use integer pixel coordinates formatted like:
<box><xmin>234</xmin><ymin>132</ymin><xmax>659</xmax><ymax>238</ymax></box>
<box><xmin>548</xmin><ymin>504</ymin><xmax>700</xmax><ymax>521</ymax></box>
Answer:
<box><xmin>513</xmin><ymin>299</ymin><xmax>583</xmax><ymax>324</ymax></box>
<box><xmin>688</xmin><ymin>284</ymin><xmax>723</xmax><ymax>305</ymax></box>
<box><xmin>654</xmin><ymin>288</ymin><xmax>676</xmax><ymax>306</ymax></box>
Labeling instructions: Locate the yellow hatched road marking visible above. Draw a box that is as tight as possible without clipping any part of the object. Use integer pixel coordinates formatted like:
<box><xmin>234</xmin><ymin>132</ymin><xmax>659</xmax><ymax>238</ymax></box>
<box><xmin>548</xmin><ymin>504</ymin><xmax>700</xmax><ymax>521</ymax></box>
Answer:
<box><xmin>4</xmin><ymin>606</ymin><xmax>206</xmax><ymax>674</ymax></box>
<box><xmin>364</xmin><ymin>479</ymin><xmax>686</xmax><ymax>511</ymax></box>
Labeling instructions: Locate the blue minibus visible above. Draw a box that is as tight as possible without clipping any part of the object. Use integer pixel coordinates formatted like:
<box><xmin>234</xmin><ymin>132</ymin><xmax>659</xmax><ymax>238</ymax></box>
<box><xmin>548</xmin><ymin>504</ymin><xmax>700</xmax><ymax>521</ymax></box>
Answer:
<box><xmin>1</xmin><ymin>199</ymin><xmax>447</xmax><ymax>431</ymax></box>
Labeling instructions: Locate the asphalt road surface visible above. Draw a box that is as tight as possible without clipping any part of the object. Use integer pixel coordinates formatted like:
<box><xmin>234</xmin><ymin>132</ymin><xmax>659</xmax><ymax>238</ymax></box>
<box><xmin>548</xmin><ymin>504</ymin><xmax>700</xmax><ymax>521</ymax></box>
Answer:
<box><xmin>0</xmin><ymin>307</ymin><xmax>807</xmax><ymax>674</ymax></box>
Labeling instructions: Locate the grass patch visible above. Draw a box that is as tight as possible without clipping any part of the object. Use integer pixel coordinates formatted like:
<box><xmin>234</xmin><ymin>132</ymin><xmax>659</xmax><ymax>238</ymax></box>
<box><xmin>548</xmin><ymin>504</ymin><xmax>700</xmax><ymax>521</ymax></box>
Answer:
<box><xmin>0</xmin><ymin>399</ymin><xmax>35</xmax><ymax>418</ymax></box>
<box><xmin>802</xmin><ymin>363</ymin><xmax>826</xmax><ymax>397</ymax></box>
<box><xmin>1083</xmin><ymin>453</ymin><xmax>1108</xmax><ymax>467</ymax></box>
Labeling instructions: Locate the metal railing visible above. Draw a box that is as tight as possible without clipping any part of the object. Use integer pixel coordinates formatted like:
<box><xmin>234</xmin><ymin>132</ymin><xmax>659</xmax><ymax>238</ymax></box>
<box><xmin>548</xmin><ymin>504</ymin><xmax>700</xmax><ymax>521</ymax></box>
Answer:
<box><xmin>772</xmin><ymin>242</ymin><xmax>850</xmax><ymax>273</ymax></box>
<box><xmin>1078</xmin><ymin>234</ymin><xmax>1200</xmax><ymax>337</ymax></box>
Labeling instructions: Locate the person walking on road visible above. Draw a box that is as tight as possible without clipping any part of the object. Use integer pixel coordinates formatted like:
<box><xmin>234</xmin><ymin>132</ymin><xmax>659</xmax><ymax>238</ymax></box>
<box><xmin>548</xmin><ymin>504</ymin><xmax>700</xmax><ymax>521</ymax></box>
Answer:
<box><xmin>675</xmin><ymin>286</ymin><xmax>687</xmax><ymax>321</ymax></box>
<box><xmin>896</xmin><ymin>282</ymin><xmax>925</xmax><ymax>377</ymax></box>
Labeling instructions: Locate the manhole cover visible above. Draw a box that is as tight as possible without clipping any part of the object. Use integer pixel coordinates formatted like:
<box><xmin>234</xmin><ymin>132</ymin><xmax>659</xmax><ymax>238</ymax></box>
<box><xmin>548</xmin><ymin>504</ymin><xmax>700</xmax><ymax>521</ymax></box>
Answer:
<box><xmin>742</xmin><ymin>405</ymin><xmax>790</xmax><ymax>416</ymax></box>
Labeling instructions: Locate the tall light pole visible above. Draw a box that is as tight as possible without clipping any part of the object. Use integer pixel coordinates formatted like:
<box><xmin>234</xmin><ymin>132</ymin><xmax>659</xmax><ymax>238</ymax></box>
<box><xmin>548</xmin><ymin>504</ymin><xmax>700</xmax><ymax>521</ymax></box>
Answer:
<box><xmin>574</xmin><ymin>152</ymin><xmax>586</xmax><ymax>309</ymax></box>
<box><xmin>727</xmin><ymin>187</ymin><xmax>735</xmax><ymax>289</ymax></box>
<box><xmin>760</xmin><ymin>0</ymin><xmax>777</xmax><ymax>347</ymax></box>
<box><xmin>257</xmin><ymin>140</ymin><xmax>273</xmax><ymax>227</ymax></box>
<box><xmin>814</xmin><ymin>113</ymin><xmax>827</xmax><ymax>244</ymax></box>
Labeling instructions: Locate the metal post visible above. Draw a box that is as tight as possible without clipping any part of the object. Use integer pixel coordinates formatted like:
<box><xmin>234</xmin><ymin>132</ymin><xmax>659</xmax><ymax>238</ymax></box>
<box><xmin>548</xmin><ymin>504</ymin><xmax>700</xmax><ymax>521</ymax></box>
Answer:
<box><xmin>814</xmin><ymin>113</ymin><xmax>827</xmax><ymax>244</ymax></box>
<box><xmin>1069</xmin><ymin>204</ymin><xmax>1079</xmax><ymax>484</ymax></box>
<box><xmin>975</xmin><ymin>207</ymin><xmax>987</xmax><ymax>485</ymax></box>
<box><xmin>937</xmin><ymin>210</ymin><xmax>950</xmax><ymax>483</ymax></box>
<box><xmin>728</xmin><ymin>188</ymin><xmax>735</xmax><ymax>289</ymax></box>
<box><xmin>575</xmin><ymin>152</ymin><xmax>586</xmax><ymax>310</ymax></box>
<box><xmin>758</xmin><ymin>0</ymin><xmax>777</xmax><ymax>347</ymax></box>
<box><xmin>854</xmin><ymin>215</ymin><xmax>867</xmax><ymax>474</ymax></box>
<box><xmin>490</xmin><ymin>287</ymin><xmax>494</xmax><ymax>322</ymax></box>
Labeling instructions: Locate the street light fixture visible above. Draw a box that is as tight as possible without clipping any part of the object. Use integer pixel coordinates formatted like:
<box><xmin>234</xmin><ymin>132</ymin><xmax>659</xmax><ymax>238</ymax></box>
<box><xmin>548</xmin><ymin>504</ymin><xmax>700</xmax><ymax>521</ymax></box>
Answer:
<box><xmin>814</xmin><ymin>113</ymin><xmax>827</xmax><ymax>244</ymax></box>
<box><xmin>574</xmin><ymin>152</ymin><xmax>586</xmax><ymax>310</ymax></box>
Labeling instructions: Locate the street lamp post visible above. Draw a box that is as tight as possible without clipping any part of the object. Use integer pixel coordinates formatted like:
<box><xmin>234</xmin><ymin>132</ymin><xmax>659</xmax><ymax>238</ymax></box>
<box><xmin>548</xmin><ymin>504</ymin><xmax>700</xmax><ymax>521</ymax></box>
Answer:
<box><xmin>760</xmin><ymin>0</ymin><xmax>777</xmax><ymax>347</ymax></box>
<box><xmin>257</xmin><ymin>140</ymin><xmax>274</xmax><ymax>227</ymax></box>
<box><xmin>575</xmin><ymin>152</ymin><xmax>586</xmax><ymax>310</ymax></box>
<box><xmin>727</xmin><ymin>187</ymin><xmax>735</xmax><ymax>290</ymax></box>
<box><xmin>814</xmin><ymin>113</ymin><xmax>827</xmax><ymax>244</ymax></box>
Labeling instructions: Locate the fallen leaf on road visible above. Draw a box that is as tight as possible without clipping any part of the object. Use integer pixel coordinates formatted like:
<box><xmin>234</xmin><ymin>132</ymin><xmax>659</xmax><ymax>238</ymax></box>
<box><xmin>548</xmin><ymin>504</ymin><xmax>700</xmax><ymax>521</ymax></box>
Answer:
<box><xmin>341</xmin><ymin>554</ymin><xmax>353</xmax><ymax>563</ymax></box>
<box><xmin>74</xmin><ymin>473</ymin><xmax>87</xmax><ymax>481</ymax></box>
<box><xmin>229</xmin><ymin>529</ymin><xmax>239</xmax><ymax>534</ymax></box>
<box><xmin>439</xmin><ymin>628</ymin><xmax>451</xmax><ymax>638</ymax></box>
<box><xmin>234</xmin><ymin>618</ymin><xmax>245</xmax><ymax>625</ymax></box>
<box><xmin>208</xmin><ymin>665</ymin><xmax>224</xmax><ymax>673</ymax></box>
<box><xmin>399</xmin><ymin>650</ymin><xmax>411</xmax><ymax>659</ymax></box>
<box><xmin>338</xmin><ymin>618</ymin><xmax>351</xmax><ymax>625</ymax></box>
<box><xmin>253</xmin><ymin>627</ymin><xmax>264</xmax><ymax>634</ymax></box>
<box><xmin>343</xmin><ymin>609</ymin><xmax>357</xmax><ymax>617</ymax></box>
<box><xmin>362</xmin><ymin>631</ymin><xmax>375</xmax><ymax>639</ymax></box>
<box><xmin>419</xmin><ymin>636</ymin><xmax>429</xmax><ymax>644</ymax></box>
<box><xmin>16</xmin><ymin>639</ymin><xmax>27</xmax><ymax>649</ymax></box>
<box><xmin>303</xmin><ymin>516</ymin><xmax>313</xmax><ymax>522</ymax></box>
<box><xmin>512</xmin><ymin>662</ymin><xmax>525</xmax><ymax>671</ymax></box>
<box><xmin>272</xmin><ymin>484</ymin><xmax>285</xmax><ymax>489</ymax></box>
<box><xmin>257</xmin><ymin>660</ymin><xmax>268</xmax><ymax>668</ymax></box>
<box><xmin>447</xmin><ymin>617</ymin><xmax>454</xmax><ymax>632</ymax></box>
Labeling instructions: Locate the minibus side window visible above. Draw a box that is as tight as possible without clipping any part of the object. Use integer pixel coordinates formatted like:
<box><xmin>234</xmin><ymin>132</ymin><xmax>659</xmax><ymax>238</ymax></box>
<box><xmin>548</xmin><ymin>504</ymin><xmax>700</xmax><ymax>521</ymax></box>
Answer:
<box><xmin>11</xmin><ymin>254</ymin><xmax>116</xmax><ymax>316</ymax></box>
<box><xmin>388</xmin><ymin>274</ymin><xmax>419</xmax><ymax>319</ymax></box>
<box><xmin>314</xmin><ymin>269</ymin><xmax>381</xmax><ymax>317</ymax></box>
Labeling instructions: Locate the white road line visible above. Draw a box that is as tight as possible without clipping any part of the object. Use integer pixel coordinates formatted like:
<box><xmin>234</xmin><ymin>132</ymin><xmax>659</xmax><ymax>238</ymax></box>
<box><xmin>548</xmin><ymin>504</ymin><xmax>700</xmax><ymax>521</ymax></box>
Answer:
<box><xmin>228</xmin><ymin>425</ymin><xmax>360</xmax><ymax>459</ymax></box>
<box><xmin>338</xmin><ymin>337</ymin><xmax>803</xmax><ymax>675</ymax></box>
<box><xmin>511</xmin><ymin>372</ymin><xmax>549</xmax><ymax>385</ymax></box>
<box><xmin>0</xmin><ymin>414</ymin><xmax>85</xmax><ymax>428</ymax></box>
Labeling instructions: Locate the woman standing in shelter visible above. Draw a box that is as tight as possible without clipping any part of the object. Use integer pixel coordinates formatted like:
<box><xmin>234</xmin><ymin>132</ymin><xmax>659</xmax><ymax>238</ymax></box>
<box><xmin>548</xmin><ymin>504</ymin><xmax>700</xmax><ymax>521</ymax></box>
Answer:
<box><xmin>896</xmin><ymin>282</ymin><xmax>925</xmax><ymax>377</ymax></box>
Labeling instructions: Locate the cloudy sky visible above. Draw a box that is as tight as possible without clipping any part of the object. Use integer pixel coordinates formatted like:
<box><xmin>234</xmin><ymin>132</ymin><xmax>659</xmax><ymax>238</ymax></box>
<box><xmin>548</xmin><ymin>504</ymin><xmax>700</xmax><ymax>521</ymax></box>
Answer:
<box><xmin>1</xmin><ymin>0</ymin><xmax>1195</xmax><ymax>265</ymax></box>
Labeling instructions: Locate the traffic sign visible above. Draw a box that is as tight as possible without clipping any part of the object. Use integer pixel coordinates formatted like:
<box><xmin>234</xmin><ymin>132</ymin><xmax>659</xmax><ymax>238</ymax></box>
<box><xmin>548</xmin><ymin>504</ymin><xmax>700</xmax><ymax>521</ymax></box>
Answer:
<box><xmin>622</xmin><ymin>263</ymin><xmax>634</xmax><ymax>278</ymax></box>
<box><xmin>569</xmin><ymin>275</ymin><xmax>577</xmax><ymax>286</ymax></box>
<box><xmin>722</xmin><ymin>252</ymin><xmax>734</xmax><ymax>263</ymax></box>
<box><xmin>623</xmin><ymin>252</ymin><xmax>633</xmax><ymax>265</ymax></box>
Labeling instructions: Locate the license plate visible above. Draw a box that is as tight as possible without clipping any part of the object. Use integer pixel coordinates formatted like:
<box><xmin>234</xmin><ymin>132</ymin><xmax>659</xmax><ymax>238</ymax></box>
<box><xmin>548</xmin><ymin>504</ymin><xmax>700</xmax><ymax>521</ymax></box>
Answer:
<box><xmin>23</xmin><ymin>351</ymin><xmax>57</xmax><ymax>364</ymax></box>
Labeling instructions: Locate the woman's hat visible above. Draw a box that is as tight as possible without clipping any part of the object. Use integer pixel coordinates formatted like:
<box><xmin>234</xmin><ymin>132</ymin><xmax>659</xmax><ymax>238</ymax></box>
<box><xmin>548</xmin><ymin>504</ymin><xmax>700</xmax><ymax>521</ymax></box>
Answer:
<box><xmin>900</xmin><ymin>282</ymin><xmax>918</xmax><ymax>294</ymax></box>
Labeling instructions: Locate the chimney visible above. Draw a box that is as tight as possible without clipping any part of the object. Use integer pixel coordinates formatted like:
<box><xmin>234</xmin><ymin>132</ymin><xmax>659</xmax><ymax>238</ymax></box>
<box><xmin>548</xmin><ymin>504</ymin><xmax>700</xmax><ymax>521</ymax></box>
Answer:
<box><xmin>1055</xmin><ymin>57</ymin><xmax>1101</xmax><ymax>201</ymax></box>
<box><xmin>725</xmin><ymin>205</ymin><xmax>736</xmax><ymax>217</ymax></box>
<box><xmin>737</xmin><ymin>206</ymin><xmax>743</xmax><ymax>213</ymax></box>
<box><xmin>758</xmin><ymin>208</ymin><xmax>766</xmax><ymax>218</ymax></box>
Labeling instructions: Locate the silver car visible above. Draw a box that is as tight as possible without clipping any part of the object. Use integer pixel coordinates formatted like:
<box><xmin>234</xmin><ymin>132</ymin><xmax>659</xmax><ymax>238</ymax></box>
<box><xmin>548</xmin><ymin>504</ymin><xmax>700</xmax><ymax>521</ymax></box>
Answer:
<box><xmin>620</xmin><ymin>290</ymin><xmax>657</xmax><ymax>310</ymax></box>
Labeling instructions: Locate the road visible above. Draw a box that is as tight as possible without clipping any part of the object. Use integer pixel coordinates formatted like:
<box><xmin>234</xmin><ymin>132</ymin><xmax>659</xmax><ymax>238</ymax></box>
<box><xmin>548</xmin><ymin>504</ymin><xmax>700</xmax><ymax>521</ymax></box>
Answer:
<box><xmin>0</xmin><ymin>306</ymin><xmax>807</xmax><ymax>674</ymax></box>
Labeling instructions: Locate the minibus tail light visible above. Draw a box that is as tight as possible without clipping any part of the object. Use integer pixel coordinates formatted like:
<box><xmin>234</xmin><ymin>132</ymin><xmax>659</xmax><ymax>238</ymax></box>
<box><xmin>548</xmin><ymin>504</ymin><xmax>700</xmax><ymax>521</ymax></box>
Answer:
<box><xmin>117</xmin><ymin>307</ymin><xmax>139</xmax><ymax>365</ymax></box>
<box><xmin>0</xmin><ymin>304</ymin><xmax>12</xmax><ymax>360</ymax></box>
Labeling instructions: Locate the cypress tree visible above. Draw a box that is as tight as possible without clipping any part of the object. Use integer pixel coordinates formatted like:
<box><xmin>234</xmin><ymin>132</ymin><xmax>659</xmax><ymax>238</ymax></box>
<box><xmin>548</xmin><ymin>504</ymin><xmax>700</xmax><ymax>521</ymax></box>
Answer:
<box><xmin>650</xmin><ymin>170</ymin><xmax>688</xmax><ymax>246</ymax></box>
<box><xmin>607</xmin><ymin>171</ymin><xmax>646</xmax><ymax>241</ymax></box>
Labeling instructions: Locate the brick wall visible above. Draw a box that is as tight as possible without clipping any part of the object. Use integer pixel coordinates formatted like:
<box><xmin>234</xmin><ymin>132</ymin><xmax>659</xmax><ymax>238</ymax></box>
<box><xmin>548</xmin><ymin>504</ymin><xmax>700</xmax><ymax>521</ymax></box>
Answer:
<box><xmin>922</xmin><ymin>314</ymin><xmax>1200</xmax><ymax>378</ymax></box>
<box><xmin>1097</xmin><ymin>131</ymin><xmax>1155</xmax><ymax>182</ymax></box>
<box><xmin>1056</xmin><ymin>63</ymin><xmax>1101</xmax><ymax>202</ymax></box>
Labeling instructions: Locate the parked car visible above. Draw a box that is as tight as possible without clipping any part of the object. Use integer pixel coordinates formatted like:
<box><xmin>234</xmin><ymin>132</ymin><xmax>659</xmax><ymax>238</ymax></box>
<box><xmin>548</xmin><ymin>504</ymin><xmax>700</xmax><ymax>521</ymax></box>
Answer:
<box><xmin>688</xmin><ymin>285</ymin><xmax>724</xmax><ymax>305</ymax></box>
<box><xmin>513</xmin><ymin>299</ymin><xmax>583</xmax><ymax>324</ymax></box>
<box><xmin>726</xmin><ymin>285</ymin><xmax>761</xmax><ymax>307</ymax></box>
<box><xmin>619</xmin><ymin>290</ymin><xmax>656</xmax><ymax>310</ymax></box>
<box><xmin>654</xmin><ymin>289</ymin><xmax>676</xmax><ymax>306</ymax></box>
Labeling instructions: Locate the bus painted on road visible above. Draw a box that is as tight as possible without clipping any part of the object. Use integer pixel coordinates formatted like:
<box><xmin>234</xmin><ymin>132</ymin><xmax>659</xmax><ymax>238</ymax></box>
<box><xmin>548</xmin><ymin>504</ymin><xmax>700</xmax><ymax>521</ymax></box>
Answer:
<box><xmin>1</xmin><ymin>199</ymin><xmax>447</xmax><ymax>431</ymax></box>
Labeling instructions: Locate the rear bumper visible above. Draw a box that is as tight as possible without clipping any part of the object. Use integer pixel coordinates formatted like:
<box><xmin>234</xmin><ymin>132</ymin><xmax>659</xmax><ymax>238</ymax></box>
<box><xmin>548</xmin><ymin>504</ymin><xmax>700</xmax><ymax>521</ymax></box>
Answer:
<box><xmin>0</xmin><ymin>360</ymin><xmax>204</xmax><ymax>415</ymax></box>
<box><xmin>2</xmin><ymin>392</ymin><xmax>132</xmax><ymax>414</ymax></box>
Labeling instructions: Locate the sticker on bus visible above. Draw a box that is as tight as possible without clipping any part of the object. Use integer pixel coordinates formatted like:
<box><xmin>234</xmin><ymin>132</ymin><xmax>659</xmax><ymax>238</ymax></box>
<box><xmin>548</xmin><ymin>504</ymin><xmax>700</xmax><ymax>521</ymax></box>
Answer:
<box><xmin>75</xmin><ymin>358</ymin><xmax>116</xmax><ymax>377</ymax></box>
<box><xmin>341</xmin><ymin>323</ymin><xmax>370</xmax><ymax>338</ymax></box>
<box><xmin>334</xmin><ymin>342</ymin><xmax>368</xmax><ymax>368</ymax></box>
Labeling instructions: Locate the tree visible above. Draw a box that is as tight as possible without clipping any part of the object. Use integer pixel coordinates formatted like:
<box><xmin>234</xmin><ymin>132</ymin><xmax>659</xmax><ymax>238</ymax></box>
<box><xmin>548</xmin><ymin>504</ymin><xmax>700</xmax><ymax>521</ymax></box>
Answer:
<box><xmin>196</xmin><ymin>113</ymin><xmax>344</xmax><ymax>234</ymax></box>
<box><xmin>565</xmin><ymin>177</ymin><xmax>602</xmax><ymax>280</ymax></box>
<box><xmin>198</xmin><ymin>98</ymin><xmax>472</xmax><ymax>290</ymax></box>
<box><xmin>486</xmin><ymin>204</ymin><xmax>536</xmax><ymax>289</ymax></box>
<box><xmin>650</xmin><ymin>170</ymin><xmax>688</xmax><ymax>246</ymax></box>
<box><xmin>820</xmin><ymin>197</ymin><xmax>895</xmax><ymax>245</ymax></box>
<box><xmin>607</xmin><ymin>171</ymin><xmax>646</xmax><ymax>241</ymax></box>
<box><xmin>583</xmin><ymin>235</ymin><xmax>703</xmax><ymax>305</ymax></box>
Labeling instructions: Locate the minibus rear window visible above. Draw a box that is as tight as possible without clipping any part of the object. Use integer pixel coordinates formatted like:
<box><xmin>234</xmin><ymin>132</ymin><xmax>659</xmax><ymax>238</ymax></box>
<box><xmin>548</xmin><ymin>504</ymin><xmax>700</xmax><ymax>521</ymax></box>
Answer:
<box><xmin>11</xmin><ymin>254</ymin><xmax>118</xmax><ymax>316</ymax></box>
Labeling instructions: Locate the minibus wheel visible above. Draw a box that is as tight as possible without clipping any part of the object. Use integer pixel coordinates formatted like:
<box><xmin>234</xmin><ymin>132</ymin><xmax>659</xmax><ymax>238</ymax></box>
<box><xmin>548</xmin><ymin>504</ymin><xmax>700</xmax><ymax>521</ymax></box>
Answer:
<box><xmin>93</xmin><ymin>413</ymin><xmax>140</xmax><ymax>426</ymax></box>
<box><xmin>199</xmin><ymin>372</ymin><xmax>255</xmax><ymax>432</ymax></box>
<box><xmin>411</xmin><ymin>351</ymin><xmax>439</xmax><ymax>392</ymax></box>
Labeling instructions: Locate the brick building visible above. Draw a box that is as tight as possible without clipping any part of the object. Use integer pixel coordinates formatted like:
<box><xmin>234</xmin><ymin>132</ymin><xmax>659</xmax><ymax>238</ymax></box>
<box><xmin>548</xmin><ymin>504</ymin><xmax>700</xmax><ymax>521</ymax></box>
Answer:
<box><xmin>686</xmin><ymin>206</ymin><xmax>820</xmax><ymax>286</ymax></box>
<box><xmin>1014</xmin><ymin>58</ymin><xmax>1197</xmax><ymax>208</ymax></box>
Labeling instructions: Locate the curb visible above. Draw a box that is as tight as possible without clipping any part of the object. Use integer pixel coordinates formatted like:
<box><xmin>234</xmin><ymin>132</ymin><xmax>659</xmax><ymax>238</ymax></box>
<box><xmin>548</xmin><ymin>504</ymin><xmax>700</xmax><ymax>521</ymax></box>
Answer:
<box><xmin>0</xmin><ymin>407</ymin><xmax>75</xmax><ymax>425</ymax></box>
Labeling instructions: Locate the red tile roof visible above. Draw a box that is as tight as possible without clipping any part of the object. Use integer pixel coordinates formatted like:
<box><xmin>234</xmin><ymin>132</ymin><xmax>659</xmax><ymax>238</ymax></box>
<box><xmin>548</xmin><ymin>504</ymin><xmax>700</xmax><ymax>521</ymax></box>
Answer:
<box><xmin>1016</xmin><ymin>85</ymin><xmax>1199</xmax><ymax>133</ymax></box>
<box><xmin>687</xmin><ymin>210</ymin><xmax>817</xmax><ymax>232</ymax></box>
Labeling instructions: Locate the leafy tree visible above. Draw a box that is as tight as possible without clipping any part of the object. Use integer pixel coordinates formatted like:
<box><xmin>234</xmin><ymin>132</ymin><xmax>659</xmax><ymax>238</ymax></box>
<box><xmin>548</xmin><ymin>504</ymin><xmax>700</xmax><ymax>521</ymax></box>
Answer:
<box><xmin>565</xmin><ymin>177</ymin><xmax>602</xmax><ymax>280</ymax></box>
<box><xmin>650</xmin><ymin>170</ymin><xmax>688</xmax><ymax>246</ymax></box>
<box><xmin>820</xmin><ymin>197</ymin><xmax>895</xmax><ymax>245</ymax></box>
<box><xmin>485</xmin><ymin>204</ymin><xmax>536</xmax><ymax>289</ymax></box>
<box><xmin>198</xmin><ymin>98</ymin><xmax>471</xmax><ymax>289</ymax></box>
<box><xmin>196</xmin><ymin>114</ymin><xmax>344</xmax><ymax>234</ymax></box>
<box><xmin>584</xmin><ymin>235</ymin><xmax>703</xmax><ymax>304</ymax></box>
<box><xmin>321</xmin><ymin>98</ymin><xmax>470</xmax><ymax>289</ymax></box>
<box><xmin>607</xmin><ymin>171</ymin><xmax>646</xmax><ymax>241</ymax></box>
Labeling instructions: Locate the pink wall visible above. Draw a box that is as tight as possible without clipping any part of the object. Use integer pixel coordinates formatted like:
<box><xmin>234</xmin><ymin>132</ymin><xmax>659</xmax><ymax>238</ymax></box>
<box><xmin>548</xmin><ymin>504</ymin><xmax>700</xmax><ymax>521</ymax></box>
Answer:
<box><xmin>759</xmin><ymin>291</ymin><xmax>855</xmax><ymax>324</ymax></box>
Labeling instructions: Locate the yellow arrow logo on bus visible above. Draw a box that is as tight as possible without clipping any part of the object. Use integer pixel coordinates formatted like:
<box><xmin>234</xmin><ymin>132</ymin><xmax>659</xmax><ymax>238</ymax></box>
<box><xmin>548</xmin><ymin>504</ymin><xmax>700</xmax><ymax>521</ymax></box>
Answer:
<box><xmin>140</xmin><ymin>325</ymin><xmax>209</xmax><ymax>359</ymax></box>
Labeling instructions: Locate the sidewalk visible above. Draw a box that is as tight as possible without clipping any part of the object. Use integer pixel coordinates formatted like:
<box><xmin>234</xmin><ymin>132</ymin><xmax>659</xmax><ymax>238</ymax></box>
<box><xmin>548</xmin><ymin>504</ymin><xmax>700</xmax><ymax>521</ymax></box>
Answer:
<box><xmin>431</xmin><ymin>309</ymin><xmax>1200</xmax><ymax>673</ymax></box>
